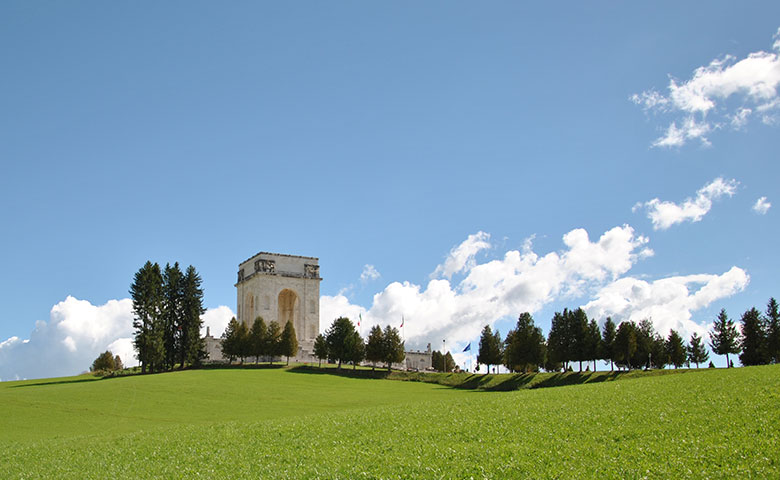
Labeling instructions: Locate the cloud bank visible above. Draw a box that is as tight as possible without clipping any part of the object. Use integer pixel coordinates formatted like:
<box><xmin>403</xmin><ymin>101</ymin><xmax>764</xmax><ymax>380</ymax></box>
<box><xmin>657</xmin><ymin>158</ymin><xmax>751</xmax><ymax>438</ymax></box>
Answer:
<box><xmin>632</xmin><ymin>27</ymin><xmax>780</xmax><ymax>147</ymax></box>
<box><xmin>322</xmin><ymin>225</ymin><xmax>746</xmax><ymax>361</ymax></box>
<box><xmin>0</xmin><ymin>298</ymin><xmax>235</xmax><ymax>382</ymax></box>
<box><xmin>634</xmin><ymin>177</ymin><xmax>738</xmax><ymax>230</ymax></box>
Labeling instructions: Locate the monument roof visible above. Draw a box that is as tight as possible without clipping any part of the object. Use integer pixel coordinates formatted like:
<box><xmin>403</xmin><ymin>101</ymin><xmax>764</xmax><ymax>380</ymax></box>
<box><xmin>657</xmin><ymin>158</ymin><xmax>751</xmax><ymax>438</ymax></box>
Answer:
<box><xmin>239</xmin><ymin>251</ymin><xmax>319</xmax><ymax>266</ymax></box>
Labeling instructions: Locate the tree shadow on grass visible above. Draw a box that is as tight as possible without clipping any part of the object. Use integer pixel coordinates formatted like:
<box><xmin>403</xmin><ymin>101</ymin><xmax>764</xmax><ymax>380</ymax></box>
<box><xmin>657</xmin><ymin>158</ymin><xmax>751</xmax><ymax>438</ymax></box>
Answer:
<box><xmin>287</xmin><ymin>365</ymin><xmax>391</xmax><ymax>379</ymax></box>
<box><xmin>10</xmin><ymin>376</ymin><xmax>105</xmax><ymax>388</ymax></box>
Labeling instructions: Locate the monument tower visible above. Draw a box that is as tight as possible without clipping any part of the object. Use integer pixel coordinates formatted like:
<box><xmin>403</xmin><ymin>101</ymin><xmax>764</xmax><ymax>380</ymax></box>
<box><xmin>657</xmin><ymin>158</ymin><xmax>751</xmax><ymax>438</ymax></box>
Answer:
<box><xmin>235</xmin><ymin>252</ymin><xmax>321</xmax><ymax>357</ymax></box>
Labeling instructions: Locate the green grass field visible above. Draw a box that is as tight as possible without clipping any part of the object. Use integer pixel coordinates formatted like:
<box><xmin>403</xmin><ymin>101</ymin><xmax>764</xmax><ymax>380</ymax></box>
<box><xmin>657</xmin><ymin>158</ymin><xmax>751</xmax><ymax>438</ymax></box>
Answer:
<box><xmin>1</xmin><ymin>365</ymin><xmax>778</xmax><ymax>478</ymax></box>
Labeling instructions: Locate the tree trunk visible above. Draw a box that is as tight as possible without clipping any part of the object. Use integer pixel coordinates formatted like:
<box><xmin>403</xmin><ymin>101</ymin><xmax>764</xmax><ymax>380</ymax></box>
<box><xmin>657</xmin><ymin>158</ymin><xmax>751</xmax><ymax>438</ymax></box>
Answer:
<box><xmin>610</xmin><ymin>360</ymin><xmax>613</xmax><ymax>371</ymax></box>
<box><xmin>338</xmin><ymin>359</ymin><xmax>342</xmax><ymax>369</ymax></box>
<box><xmin>726</xmin><ymin>353</ymin><xmax>730</xmax><ymax>368</ymax></box>
<box><xmin>286</xmin><ymin>356</ymin><xmax>290</xmax><ymax>366</ymax></box>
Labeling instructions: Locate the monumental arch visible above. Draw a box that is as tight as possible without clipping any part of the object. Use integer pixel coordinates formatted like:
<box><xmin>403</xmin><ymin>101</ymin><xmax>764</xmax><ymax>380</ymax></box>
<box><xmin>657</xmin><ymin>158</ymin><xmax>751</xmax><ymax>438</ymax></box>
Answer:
<box><xmin>235</xmin><ymin>252</ymin><xmax>320</xmax><ymax>357</ymax></box>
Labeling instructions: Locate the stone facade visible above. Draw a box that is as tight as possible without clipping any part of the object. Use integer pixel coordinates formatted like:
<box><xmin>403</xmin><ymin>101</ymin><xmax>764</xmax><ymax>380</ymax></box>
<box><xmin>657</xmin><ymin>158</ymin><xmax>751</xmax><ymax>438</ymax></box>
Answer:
<box><xmin>235</xmin><ymin>252</ymin><xmax>321</xmax><ymax>360</ymax></box>
<box><xmin>403</xmin><ymin>343</ymin><xmax>433</xmax><ymax>371</ymax></box>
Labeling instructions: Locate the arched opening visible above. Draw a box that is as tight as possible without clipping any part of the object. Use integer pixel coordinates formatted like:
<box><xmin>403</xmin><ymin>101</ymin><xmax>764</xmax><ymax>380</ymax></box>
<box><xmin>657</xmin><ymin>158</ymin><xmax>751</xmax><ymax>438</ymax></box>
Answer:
<box><xmin>278</xmin><ymin>289</ymin><xmax>300</xmax><ymax>339</ymax></box>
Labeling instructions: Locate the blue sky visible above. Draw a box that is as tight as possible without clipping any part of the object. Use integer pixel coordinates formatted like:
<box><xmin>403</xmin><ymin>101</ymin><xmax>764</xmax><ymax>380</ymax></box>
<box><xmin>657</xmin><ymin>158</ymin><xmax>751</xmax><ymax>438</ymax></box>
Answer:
<box><xmin>1</xmin><ymin>2</ymin><xmax>778</xmax><ymax>379</ymax></box>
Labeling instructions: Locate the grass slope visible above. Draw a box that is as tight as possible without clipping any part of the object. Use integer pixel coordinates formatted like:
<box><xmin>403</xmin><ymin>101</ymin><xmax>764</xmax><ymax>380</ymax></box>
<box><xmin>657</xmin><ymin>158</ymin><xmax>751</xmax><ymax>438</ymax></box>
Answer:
<box><xmin>2</xmin><ymin>365</ymin><xmax>778</xmax><ymax>478</ymax></box>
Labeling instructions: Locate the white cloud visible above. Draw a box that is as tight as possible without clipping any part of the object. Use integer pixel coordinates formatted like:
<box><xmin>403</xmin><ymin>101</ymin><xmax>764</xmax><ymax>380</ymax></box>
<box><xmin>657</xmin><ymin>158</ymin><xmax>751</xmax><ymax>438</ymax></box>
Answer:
<box><xmin>632</xmin><ymin>27</ymin><xmax>780</xmax><ymax>147</ymax></box>
<box><xmin>322</xmin><ymin>225</ymin><xmax>651</xmax><ymax>353</ymax></box>
<box><xmin>0</xmin><ymin>297</ymin><xmax>235</xmax><ymax>381</ymax></box>
<box><xmin>583</xmin><ymin>266</ymin><xmax>750</xmax><ymax>340</ymax></box>
<box><xmin>201</xmin><ymin>305</ymin><xmax>235</xmax><ymax>338</ymax></box>
<box><xmin>753</xmin><ymin>196</ymin><xmax>771</xmax><ymax>214</ymax></box>
<box><xmin>432</xmin><ymin>231</ymin><xmax>491</xmax><ymax>279</ymax></box>
<box><xmin>637</xmin><ymin>177</ymin><xmax>738</xmax><ymax>230</ymax></box>
<box><xmin>360</xmin><ymin>264</ymin><xmax>381</xmax><ymax>283</ymax></box>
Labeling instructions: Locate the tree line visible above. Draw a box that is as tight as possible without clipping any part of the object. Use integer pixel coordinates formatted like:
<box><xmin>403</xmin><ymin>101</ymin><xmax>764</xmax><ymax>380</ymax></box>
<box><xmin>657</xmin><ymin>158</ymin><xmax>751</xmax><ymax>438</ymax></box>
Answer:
<box><xmin>476</xmin><ymin>297</ymin><xmax>780</xmax><ymax>373</ymax></box>
<box><xmin>130</xmin><ymin>261</ymin><xmax>206</xmax><ymax>373</ymax></box>
<box><xmin>312</xmin><ymin>317</ymin><xmax>405</xmax><ymax>371</ymax></box>
<box><xmin>220</xmin><ymin>316</ymin><xmax>298</xmax><ymax>365</ymax></box>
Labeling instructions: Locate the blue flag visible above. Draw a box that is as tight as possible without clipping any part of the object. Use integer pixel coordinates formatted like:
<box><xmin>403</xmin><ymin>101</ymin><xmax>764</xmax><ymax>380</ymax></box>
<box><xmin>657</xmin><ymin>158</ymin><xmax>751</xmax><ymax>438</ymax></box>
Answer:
<box><xmin>462</xmin><ymin>343</ymin><xmax>471</xmax><ymax>352</ymax></box>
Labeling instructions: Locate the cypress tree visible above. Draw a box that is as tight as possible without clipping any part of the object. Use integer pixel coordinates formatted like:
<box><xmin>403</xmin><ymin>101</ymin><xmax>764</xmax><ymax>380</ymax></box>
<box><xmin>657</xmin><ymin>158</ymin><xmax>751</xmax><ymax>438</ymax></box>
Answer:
<box><xmin>739</xmin><ymin>307</ymin><xmax>768</xmax><ymax>366</ymax></box>
<box><xmin>250</xmin><ymin>316</ymin><xmax>268</xmax><ymax>364</ymax></box>
<box><xmin>709</xmin><ymin>309</ymin><xmax>740</xmax><ymax>367</ymax></box>
<box><xmin>687</xmin><ymin>332</ymin><xmax>709</xmax><ymax>368</ymax></box>
<box><xmin>280</xmin><ymin>320</ymin><xmax>298</xmax><ymax>365</ymax></box>
<box><xmin>601</xmin><ymin>317</ymin><xmax>617</xmax><ymax>371</ymax></box>
<box><xmin>266</xmin><ymin>321</ymin><xmax>282</xmax><ymax>364</ymax></box>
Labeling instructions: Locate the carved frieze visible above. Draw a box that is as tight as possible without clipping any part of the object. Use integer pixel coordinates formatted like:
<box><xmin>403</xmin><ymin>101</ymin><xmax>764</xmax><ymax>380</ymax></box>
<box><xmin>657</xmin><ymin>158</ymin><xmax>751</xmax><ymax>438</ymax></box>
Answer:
<box><xmin>237</xmin><ymin>268</ymin><xmax>244</xmax><ymax>282</ymax></box>
<box><xmin>305</xmin><ymin>264</ymin><xmax>320</xmax><ymax>278</ymax></box>
<box><xmin>255</xmin><ymin>259</ymin><xmax>276</xmax><ymax>273</ymax></box>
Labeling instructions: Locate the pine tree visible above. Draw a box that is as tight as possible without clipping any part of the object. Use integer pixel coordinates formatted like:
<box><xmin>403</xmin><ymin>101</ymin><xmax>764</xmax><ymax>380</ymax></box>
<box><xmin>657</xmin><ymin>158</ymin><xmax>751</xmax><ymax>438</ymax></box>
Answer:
<box><xmin>180</xmin><ymin>265</ymin><xmax>205</xmax><ymax>368</ymax></box>
<box><xmin>666</xmin><ymin>329</ymin><xmax>687</xmax><ymax>369</ymax></box>
<box><xmin>765</xmin><ymin>298</ymin><xmax>780</xmax><ymax>364</ymax></box>
<box><xmin>313</xmin><ymin>333</ymin><xmax>328</xmax><ymax>367</ymax></box>
<box><xmin>130</xmin><ymin>261</ymin><xmax>165</xmax><ymax>374</ymax></box>
<box><xmin>547</xmin><ymin>310</ymin><xmax>570</xmax><ymax>371</ymax></box>
<box><xmin>601</xmin><ymin>317</ymin><xmax>617</xmax><ymax>371</ymax></box>
<box><xmin>220</xmin><ymin>317</ymin><xmax>241</xmax><ymax>363</ymax></box>
<box><xmin>250</xmin><ymin>316</ymin><xmax>268</xmax><ymax>364</ymax></box>
<box><xmin>503</xmin><ymin>313</ymin><xmax>545</xmax><ymax>373</ymax></box>
<box><xmin>325</xmin><ymin>317</ymin><xmax>357</xmax><ymax>369</ymax></box>
<box><xmin>236</xmin><ymin>321</ymin><xmax>250</xmax><ymax>364</ymax></box>
<box><xmin>280</xmin><ymin>321</ymin><xmax>298</xmax><ymax>365</ymax></box>
<box><xmin>382</xmin><ymin>325</ymin><xmax>405</xmax><ymax>371</ymax></box>
<box><xmin>477</xmin><ymin>325</ymin><xmax>502</xmax><ymax>375</ymax></box>
<box><xmin>739</xmin><ymin>307</ymin><xmax>768</xmax><ymax>366</ymax></box>
<box><xmin>162</xmin><ymin>262</ymin><xmax>184</xmax><ymax>371</ymax></box>
<box><xmin>266</xmin><ymin>321</ymin><xmax>282</xmax><ymax>364</ymax></box>
<box><xmin>365</xmin><ymin>325</ymin><xmax>385</xmax><ymax>370</ymax></box>
<box><xmin>709</xmin><ymin>309</ymin><xmax>740</xmax><ymax>368</ymax></box>
<box><xmin>586</xmin><ymin>319</ymin><xmax>602</xmax><ymax>371</ymax></box>
<box><xmin>687</xmin><ymin>332</ymin><xmax>709</xmax><ymax>368</ymax></box>
<box><xmin>633</xmin><ymin>319</ymin><xmax>656</xmax><ymax>370</ymax></box>
<box><xmin>614</xmin><ymin>321</ymin><xmax>637</xmax><ymax>370</ymax></box>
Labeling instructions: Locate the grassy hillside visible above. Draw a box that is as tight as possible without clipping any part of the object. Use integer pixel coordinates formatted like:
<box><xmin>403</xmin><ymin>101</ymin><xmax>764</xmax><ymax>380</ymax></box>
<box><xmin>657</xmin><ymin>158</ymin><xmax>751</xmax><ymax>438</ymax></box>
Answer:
<box><xmin>2</xmin><ymin>365</ymin><xmax>778</xmax><ymax>478</ymax></box>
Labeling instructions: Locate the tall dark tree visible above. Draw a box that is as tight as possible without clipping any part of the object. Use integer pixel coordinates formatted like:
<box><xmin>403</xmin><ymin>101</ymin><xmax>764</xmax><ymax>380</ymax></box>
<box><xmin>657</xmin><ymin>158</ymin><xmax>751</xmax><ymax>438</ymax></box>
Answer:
<box><xmin>614</xmin><ymin>321</ymin><xmax>637</xmax><ymax>370</ymax></box>
<box><xmin>382</xmin><ymin>326</ymin><xmax>405</xmax><ymax>371</ymax></box>
<box><xmin>547</xmin><ymin>310</ymin><xmax>571</xmax><ymax>371</ymax></box>
<box><xmin>632</xmin><ymin>319</ymin><xmax>657</xmax><ymax>370</ymax></box>
<box><xmin>570</xmin><ymin>309</ymin><xmax>590</xmax><ymax>372</ymax></box>
<box><xmin>709</xmin><ymin>309</ymin><xmax>740</xmax><ymax>368</ymax></box>
<box><xmin>764</xmin><ymin>298</ymin><xmax>780</xmax><ymax>364</ymax></box>
<box><xmin>739</xmin><ymin>307</ymin><xmax>768</xmax><ymax>366</ymax></box>
<box><xmin>585</xmin><ymin>319</ymin><xmax>602</xmax><ymax>371</ymax></box>
<box><xmin>649</xmin><ymin>333</ymin><xmax>669</xmax><ymax>369</ymax></box>
<box><xmin>249</xmin><ymin>316</ymin><xmax>268</xmax><ymax>363</ymax></box>
<box><xmin>236</xmin><ymin>321</ymin><xmax>250</xmax><ymax>364</ymax></box>
<box><xmin>432</xmin><ymin>350</ymin><xmax>455</xmax><ymax>372</ymax></box>
<box><xmin>687</xmin><ymin>332</ymin><xmax>709</xmax><ymax>368</ymax></box>
<box><xmin>180</xmin><ymin>265</ymin><xmax>206</xmax><ymax>368</ymax></box>
<box><xmin>280</xmin><ymin>321</ymin><xmax>298</xmax><ymax>365</ymax></box>
<box><xmin>477</xmin><ymin>325</ymin><xmax>502</xmax><ymax>375</ymax></box>
<box><xmin>666</xmin><ymin>330</ymin><xmax>687</xmax><ymax>369</ymax></box>
<box><xmin>325</xmin><ymin>317</ymin><xmax>358</xmax><ymax>369</ymax></box>
<box><xmin>601</xmin><ymin>317</ymin><xmax>617</xmax><ymax>371</ymax></box>
<box><xmin>131</xmin><ymin>261</ymin><xmax>165</xmax><ymax>374</ymax></box>
<box><xmin>162</xmin><ymin>262</ymin><xmax>184</xmax><ymax>370</ymax></box>
<box><xmin>345</xmin><ymin>330</ymin><xmax>365</xmax><ymax>370</ymax></box>
<box><xmin>313</xmin><ymin>333</ymin><xmax>328</xmax><ymax>367</ymax></box>
<box><xmin>220</xmin><ymin>317</ymin><xmax>241</xmax><ymax>363</ymax></box>
<box><xmin>504</xmin><ymin>313</ymin><xmax>545</xmax><ymax>373</ymax></box>
<box><xmin>365</xmin><ymin>325</ymin><xmax>385</xmax><ymax>370</ymax></box>
<box><xmin>266</xmin><ymin>321</ymin><xmax>282</xmax><ymax>364</ymax></box>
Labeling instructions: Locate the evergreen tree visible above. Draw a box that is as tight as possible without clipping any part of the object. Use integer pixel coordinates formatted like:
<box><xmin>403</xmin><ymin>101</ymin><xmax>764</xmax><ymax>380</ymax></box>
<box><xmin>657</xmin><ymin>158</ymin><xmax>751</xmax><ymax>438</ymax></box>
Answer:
<box><xmin>709</xmin><ymin>309</ymin><xmax>740</xmax><ymax>367</ymax></box>
<box><xmin>666</xmin><ymin>330</ymin><xmax>686</xmax><ymax>369</ymax></box>
<box><xmin>162</xmin><ymin>262</ymin><xmax>184</xmax><ymax>371</ymax></box>
<box><xmin>280</xmin><ymin>321</ymin><xmax>298</xmax><ymax>365</ymax></box>
<box><xmin>585</xmin><ymin>319</ymin><xmax>602</xmax><ymax>371</ymax></box>
<box><xmin>614</xmin><ymin>321</ymin><xmax>637</xmax><ymax>370</ymax></box>
<box><xmin>547</xmin><ymin>310</ymin><xmax>570</xmax><ymax>371</ymax></box>
<box><xmin>687</xmin><ymin>332</ymin><xmax>709</xmax><ymax>368</ymax></box>
<box><xmin>382</xmin><ymin>326</ymin><xmax>405</xmax><ymax>371</ymax></box>
<box><xmin>739</xmin><ymin>307</ymin><xmax>768</xmax><ymax>366</ymax></box>
<box><xmin>601</xmin><ymin>317</ymin><xmax>617</xmax><ymax>371</ymax></box>
<box><xmin>220</xmin><ymin>317</ymin><xmax>241</xmax><ymax>363</ymax></box>
<box><xmin>266</xmin><ymin>321</ymin><xmax>282</xmax><ymax>364</ymax></box>
<box><xmin>345</xmin><ymin>330</ymin><xmax>365</xmax><ymax>370</ymax></box>
<box><xmin>632</xmin><ymin>319</ymin><xmax>656</xmax><ymax>370</ymax></box>
<box><xmin>250</xmin><ymin>316</ymin><xmax>268</xmax><ymax>364</ymax></box>
<box><xmin>764</xmin><ymin>297</ymin><xmax>780</xmax><ymax>363</ymax></box>
<box><xmin>649</xmin><ymin>333</ymin><xmax>668</xmax><ymax>369</ymax></box>
<box><xmin>180</xmin><ymin>265</ymin><xmax>205</xmax><ymax>368</ymax></box>
<box><xmin>431</xmin><ymin>350</ymin><xmax>444</xmax><ymax>372</ymax></box>
<box><xmin>503</xmin><ymin>313</ymin><xmax>545</xmax><ymax>373</ymax></box>
<box><xmin>570</xmin><ymin>309</ymin><xmax>590</xmax><ymax>372</ymax></box>
<box><xmin>444</xmin><ymin>351</ymin><xmax>456</xmax><ymax>372</ymax></box>
<box><xmin>477</xmin><ymin>325</ymin><xmax>502</xmax><ymax>375</ymax></box>
<box><xmin>365</xmin><ymin>325</ymin><xmax>385</xmax><ymax>370</ymax></box>
<box><xmin>325</xmin><ymin>317</ymin><xmax>358</xmax><ymax>369</ymax></box>
<box><xmin>130</xmin><ymin>261</ymin><xmax>165</xmax><ymax>374</ymax></box>
<box><xmin>313</xmin><ymin>333</ymin><xmax>328</xmax><ymax>367</ymax></box>
<box><xmin>236</xmin><ymin>321</ymin><xmax>250</xmax><ymax>364</ymax></box>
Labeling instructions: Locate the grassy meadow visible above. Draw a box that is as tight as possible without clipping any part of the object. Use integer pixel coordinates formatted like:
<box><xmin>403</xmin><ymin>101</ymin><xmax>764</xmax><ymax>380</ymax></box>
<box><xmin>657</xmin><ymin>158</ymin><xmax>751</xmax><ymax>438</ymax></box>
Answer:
<box><xmin>1</xmin><ymin>365</ymin><xmax>778</xmax><ymax>478</ymax></box>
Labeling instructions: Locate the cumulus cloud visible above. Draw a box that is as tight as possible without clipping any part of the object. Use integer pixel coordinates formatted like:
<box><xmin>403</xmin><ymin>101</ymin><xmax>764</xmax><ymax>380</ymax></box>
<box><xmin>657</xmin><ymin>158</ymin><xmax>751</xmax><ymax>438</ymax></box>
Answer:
<box><xmin>360</xmin><ymin>264</ymin><xmax>381</xmax><ymax>283</ymax></box>
<box><xmin>753</xmin><ymin>196</ymin><xmax>771</xmax><ymax>214</ymax></box>
<box><xmin>0</xmin><ymin>297</ymin><xmax>235</xmax><ymax>381</ymax></box>
<box><xmin>635</xmin><ymin>177</ymin><xmax>738</xmax><ymax>230</ymax></box>
<box><xmin>321</xmin><ymin>225</ymin><xmax>652</xmax><ymax>353</ymax></box>
<box><xmin>632</xmin><ymin>27</ymin><xmax>780</xmax><ymax>147</ymax></box>
<box><xmin>201</xmin><ymin>305</ymin><xmax>235</xmax><ymax>338</ymax></box>
<box><xmin>583</xmin><ymin>266</ymin><xmax>749</xmax><ymax>340</ymax></box>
